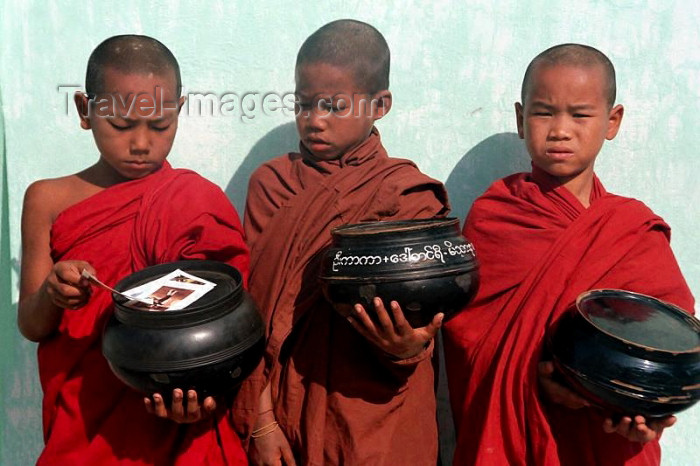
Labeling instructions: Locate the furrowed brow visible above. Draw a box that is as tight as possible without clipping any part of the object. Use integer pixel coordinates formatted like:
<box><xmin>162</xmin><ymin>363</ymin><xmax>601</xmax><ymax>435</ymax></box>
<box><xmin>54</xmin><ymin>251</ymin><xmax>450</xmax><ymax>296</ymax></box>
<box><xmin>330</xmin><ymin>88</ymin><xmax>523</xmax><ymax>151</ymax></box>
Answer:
<box><xmin>569</xmin><ymin>104</ymin><xmax>597</xmax><ymax>111</ymax></box>
<box><xmin>528</xmin><ymin>101</ymin><xmax>554</xmax><ymax>110</ymax></box>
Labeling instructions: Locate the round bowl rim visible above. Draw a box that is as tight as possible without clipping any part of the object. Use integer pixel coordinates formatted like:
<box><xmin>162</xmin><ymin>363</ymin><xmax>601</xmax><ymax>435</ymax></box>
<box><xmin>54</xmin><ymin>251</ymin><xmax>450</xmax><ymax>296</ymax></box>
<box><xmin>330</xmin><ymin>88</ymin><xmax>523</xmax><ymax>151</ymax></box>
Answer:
<box><xmin>575</xmin><ymin>289</ymin><xmax>700</xmax><ymax>355</ymax></box>
<box><xmin>330</xmin><ymin>217</ymin><xmax>460</xmax><ymax>237</ymax></box>
<box><xmin>112</xmin><ymin>260</ymin><xmax>244</xmax><ymax>323</ymax></box>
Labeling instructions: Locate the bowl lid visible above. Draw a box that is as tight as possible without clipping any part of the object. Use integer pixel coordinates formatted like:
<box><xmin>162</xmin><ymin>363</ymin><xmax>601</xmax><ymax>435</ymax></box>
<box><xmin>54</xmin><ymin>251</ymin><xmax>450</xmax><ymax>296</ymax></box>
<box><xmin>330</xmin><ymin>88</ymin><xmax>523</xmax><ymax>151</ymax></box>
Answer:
<box><xmin>576</xmin><ymin>289</ymin><xmax>700</xmax><ymax>353</ymax></box>
<box><xmin>112</xmin><ymin>260</ymin><xmax>244</xmax><ymax>327</ymax></box>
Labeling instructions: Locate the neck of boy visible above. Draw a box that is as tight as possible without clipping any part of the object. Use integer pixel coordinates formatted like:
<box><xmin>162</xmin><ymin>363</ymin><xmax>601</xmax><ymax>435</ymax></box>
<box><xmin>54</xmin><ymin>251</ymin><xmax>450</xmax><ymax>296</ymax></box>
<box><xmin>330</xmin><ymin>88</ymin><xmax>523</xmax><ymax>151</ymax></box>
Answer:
<box><xmin>564</xmin><ymin>173</ymin><xmax>594</xmax><ymax>208</ymax></box>
<box><xmin>532</xmin><ymin>167</ymin><xmax>593</xmax><ymax>208</ymax></box>
<box><xmin>83</xmin><ymin>161</ymin><xmax>131</xmax><ymax>188</ymax></box>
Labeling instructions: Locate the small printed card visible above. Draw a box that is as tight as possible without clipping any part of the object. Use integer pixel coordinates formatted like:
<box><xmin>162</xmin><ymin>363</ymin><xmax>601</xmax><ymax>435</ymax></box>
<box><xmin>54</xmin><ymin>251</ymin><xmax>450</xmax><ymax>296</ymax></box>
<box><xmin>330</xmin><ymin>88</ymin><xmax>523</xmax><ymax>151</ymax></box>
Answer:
<box><xmin>120</xmin><ymin>269</ymin><xmax>216</xmax><ymax>311</ymax></box>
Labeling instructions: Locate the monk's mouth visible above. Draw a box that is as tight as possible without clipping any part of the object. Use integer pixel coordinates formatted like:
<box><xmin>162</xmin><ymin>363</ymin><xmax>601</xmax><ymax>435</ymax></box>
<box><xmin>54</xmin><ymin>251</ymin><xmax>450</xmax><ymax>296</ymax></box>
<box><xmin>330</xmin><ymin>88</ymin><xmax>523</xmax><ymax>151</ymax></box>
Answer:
<box><xmin>546</xmin><ymin>151</ymin><xmax>574</xmax><ymax>160</ymax></box>
<box><xmin>306</xmin><ymin>139</ymin><xmax>331</xmax><ymax>149</ymax></box>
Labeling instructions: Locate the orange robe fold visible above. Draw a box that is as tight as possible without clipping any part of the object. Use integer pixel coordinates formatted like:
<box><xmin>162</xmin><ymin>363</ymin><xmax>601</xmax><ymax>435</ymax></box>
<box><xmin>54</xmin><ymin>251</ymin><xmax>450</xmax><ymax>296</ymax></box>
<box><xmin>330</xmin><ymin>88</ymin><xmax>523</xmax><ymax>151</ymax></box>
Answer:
<box><xmin>443</xmin><ymin>169</ymin><xmax>694</xmax><ymax>466</ymax></box>
<box><xmin>235</xmin><ymin>130</ymin><xmax>449</xmax><ymax>465</ymax></box>
<box><xmin>39</xmin><ymin>162</ymin><xmax>249</xmax><ymax>466</ymax></box>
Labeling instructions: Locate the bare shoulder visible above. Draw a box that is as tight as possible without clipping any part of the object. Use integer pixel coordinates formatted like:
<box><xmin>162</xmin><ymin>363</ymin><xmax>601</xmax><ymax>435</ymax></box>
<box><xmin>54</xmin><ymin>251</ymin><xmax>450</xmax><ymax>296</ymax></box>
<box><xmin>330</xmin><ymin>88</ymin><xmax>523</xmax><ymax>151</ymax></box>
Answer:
<box><xmin>23</xmin><ymin>174</ymin><xmax>90</xmax><ymax>225</ymax></box>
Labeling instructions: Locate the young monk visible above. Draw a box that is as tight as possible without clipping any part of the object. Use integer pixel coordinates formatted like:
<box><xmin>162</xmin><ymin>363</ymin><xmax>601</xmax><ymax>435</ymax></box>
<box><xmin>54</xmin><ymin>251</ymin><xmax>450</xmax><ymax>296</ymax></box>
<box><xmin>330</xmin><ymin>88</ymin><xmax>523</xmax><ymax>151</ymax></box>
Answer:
<box><xmin>233</xmin><ymin>19</ymin><xmax>450</xmax><ymax>466</ymax></box>
<box><xmin>18</xmin><ymin>35</ymin><xmax>249</xmax><ymax>465</ymax></box>
<box><xmin>442</xmin><ymin>43</ymin><xmax>695</xmax><ymax>466</ymax></box>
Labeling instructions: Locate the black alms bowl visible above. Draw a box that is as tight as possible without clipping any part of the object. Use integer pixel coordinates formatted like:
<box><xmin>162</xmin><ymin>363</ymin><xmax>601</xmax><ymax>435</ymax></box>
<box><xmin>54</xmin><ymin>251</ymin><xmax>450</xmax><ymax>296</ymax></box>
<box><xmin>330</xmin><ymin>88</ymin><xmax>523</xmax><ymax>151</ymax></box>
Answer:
<box><xmin>319</xmin><ymin>218</ymin><xmax>479</xmax><ymax>328</ymax></box>
<box><xmin>547</xmin><ymin>289</ymin><xmax>700</xmax><ymax>418</ymax></box>
<box><xmin>102</xmin><ymin>260</ymin><xmax>264</xmax><ymax>399</ymax></box>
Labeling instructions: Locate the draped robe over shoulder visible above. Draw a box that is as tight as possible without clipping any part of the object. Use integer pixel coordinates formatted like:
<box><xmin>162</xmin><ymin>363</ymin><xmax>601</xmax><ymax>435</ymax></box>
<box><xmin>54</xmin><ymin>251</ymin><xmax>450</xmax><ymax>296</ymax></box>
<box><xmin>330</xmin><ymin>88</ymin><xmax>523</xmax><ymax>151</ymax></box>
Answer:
<box><xmin>38</xmin><ymin>162</ymin><xmax>250</xmax><ymax>466</ymax></box>
<box><xmin>443</xmin><ymin>169</ymin><xmax>694</xmax><ymax>466</ymax></box>
<box><xmin>236</xmin><ymin>130</ymin><xmax>450</xmax><ymax>466</ymax></box>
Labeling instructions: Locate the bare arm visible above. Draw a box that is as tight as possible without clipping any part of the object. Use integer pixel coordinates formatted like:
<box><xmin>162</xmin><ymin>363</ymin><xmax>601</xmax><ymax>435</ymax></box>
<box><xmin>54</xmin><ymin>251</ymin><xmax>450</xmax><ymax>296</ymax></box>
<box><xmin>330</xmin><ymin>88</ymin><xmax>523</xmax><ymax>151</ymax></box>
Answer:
<box><xmin>248</xmin><ymin>384</ymin><xmax>297</xmax><ymax>466</ymax></box>
<box><xmin>18</xmin><ymin>181</ymin><xmax>94</xmax><ymax>341</ymax></box>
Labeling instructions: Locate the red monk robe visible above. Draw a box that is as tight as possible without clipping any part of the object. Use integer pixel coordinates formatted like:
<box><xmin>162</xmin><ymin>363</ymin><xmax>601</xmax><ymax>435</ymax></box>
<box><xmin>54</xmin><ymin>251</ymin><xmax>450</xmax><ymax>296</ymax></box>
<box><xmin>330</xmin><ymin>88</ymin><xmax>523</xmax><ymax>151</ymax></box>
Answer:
<box><xmin>443</xmin><ymin>168</ymin><xmax>694</xmax><ymax>466</ymax></box>
<box><xmin>38</xmin><ymin>162</ymin><xmax>249</xmax><ymax>466</ymax></box>
<box><xmin>234</xmin><ymin>130</ymin><xmax>449</xmax><ymax>466</ymax></box>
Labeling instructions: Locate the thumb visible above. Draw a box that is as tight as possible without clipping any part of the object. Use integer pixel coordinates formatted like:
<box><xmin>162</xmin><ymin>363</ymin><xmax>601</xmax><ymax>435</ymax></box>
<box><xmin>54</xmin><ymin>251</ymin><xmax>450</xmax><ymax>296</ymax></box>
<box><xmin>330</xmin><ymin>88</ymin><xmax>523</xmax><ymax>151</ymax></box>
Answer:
<box><xmin>78</xmin><ymin>261</ymin><xmax>97</xmax><ymax>277</ymax></box>
<box><xmin>424</xmin><ymin>312</ymin><xmax>444</xmax><ymax>338</ymax></box>
<box><xmin>538</xmin><ymin>360</ymin><xmax>555</xmax><ymax>376</ymax></box>
<box><xmin>203</xmin><ymin>396</ymin><xmax>217</xmax><ymax>413</ymax></box>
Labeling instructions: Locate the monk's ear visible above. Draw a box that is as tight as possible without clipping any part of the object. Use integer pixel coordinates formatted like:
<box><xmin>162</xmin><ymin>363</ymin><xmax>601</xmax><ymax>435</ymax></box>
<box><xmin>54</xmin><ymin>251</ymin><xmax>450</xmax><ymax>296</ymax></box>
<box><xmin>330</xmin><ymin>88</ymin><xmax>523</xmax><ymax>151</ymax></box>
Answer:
<box><xmin>606</xmin><ymin>104</ymin><xmax>624</xmax><ymax>140</ymax></box>
<box><xmin>372</xmin><ymin>90</ymin><xmax>392</xmax><ymax>120</ymax></box>
<box><xmin>177</xmin><ymin>96</ymin><xmax>186</xmax><ymax>114</ymax></box>
<box><xmin>74</xmin><ymin>92</ymin><xmax>92</xmax><ymax>130</ymax></box>
<box><xmin>515</xmin><ymin>102</ymin><xmax>525</xmax><ymax>139</ymax></box>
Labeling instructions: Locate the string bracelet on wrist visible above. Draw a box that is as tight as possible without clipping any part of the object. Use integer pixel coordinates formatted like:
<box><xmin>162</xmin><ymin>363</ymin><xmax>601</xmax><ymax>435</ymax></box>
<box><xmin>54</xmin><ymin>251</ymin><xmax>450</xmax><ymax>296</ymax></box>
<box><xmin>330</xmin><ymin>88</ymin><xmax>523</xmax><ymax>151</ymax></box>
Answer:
<box><xmin>251</xmin><ymin>421</ymin><xmax>279</xmax><ymax>438</ymax></box>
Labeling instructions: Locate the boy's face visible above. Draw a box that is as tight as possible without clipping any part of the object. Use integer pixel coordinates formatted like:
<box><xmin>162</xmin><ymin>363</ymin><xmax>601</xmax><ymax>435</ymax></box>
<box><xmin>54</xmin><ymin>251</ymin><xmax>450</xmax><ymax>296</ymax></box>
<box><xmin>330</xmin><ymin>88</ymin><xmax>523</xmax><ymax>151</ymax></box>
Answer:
<box><xmin>75</xmin><ymin>67</ymin><xmax>184</xmax><ymax>180</ymax></box>
<box><xmin>515</xmin><ymin>64</ymin><xmax>623</xmax><ymax>190</ymax></box>
<box><xmin>295</xmin><ymin>62</ymin><xmax>391</xmax><ymax>160</ymax></box>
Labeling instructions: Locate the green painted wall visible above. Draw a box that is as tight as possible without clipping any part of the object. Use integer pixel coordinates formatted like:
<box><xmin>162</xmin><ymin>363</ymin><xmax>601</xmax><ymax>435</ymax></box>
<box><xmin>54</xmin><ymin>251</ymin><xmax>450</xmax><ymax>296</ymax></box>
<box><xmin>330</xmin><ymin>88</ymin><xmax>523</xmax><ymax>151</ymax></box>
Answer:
<box><xmin>1</xmin><ymin>1</ymin><xmax>698</xmax><ymax>464</ymax></box>
<box><xmin>1</xmin><ymin>86</ymin><xmax>11</xmax><ymax>466</ymax></box>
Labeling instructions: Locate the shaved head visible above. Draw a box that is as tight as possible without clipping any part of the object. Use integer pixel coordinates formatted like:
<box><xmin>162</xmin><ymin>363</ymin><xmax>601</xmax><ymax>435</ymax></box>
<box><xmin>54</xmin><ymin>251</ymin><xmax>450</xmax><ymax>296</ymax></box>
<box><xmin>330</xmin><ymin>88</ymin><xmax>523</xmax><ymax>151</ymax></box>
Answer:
<box><xmin>521</xmin><ymin>43</ymin><xmax>616</xmax><ymax>107</ymax></box>
<box><xmin>86</xmin><ymin>34</ymin><xmax>181</xmax><ymax>96</ymax></box>
<box><xmin>296</xmin><ymin>19</ymin><xmax>390</xmax><ymax>93</ymax></box>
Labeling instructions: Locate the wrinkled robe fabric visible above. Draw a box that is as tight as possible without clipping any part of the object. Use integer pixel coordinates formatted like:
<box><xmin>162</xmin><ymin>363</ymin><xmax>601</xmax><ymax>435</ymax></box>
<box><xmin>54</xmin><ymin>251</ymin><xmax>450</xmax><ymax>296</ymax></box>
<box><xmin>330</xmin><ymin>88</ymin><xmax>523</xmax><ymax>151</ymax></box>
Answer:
<box><xmin>443</xmin><ymin>169</ymin><xmax>694</xmax><ymax>466</ymax></box>
<box><xmin>38</xmin><ymin>162</ymin><xmax>250</xmax><ymax>466</ymax></box>
<box><xmin>235</xmin><ymin>130</ymin><xmax>450</xmax><ymax>465</ymax></box>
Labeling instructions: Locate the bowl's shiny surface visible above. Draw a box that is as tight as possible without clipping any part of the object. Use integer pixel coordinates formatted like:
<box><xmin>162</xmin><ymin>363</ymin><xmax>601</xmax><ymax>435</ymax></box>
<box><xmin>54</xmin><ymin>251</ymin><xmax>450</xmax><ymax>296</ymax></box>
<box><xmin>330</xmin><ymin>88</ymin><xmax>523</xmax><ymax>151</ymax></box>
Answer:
<box><xmin>319</xmin><ymin>218</ymin><xmax>479</xmax><ymax>328</ymax></box>
<box><xmin>547</xmin><ymin>289</ymin><xmax>700</xmax><ymax>418</ymax></box>
<box><xmin>102</xmin><ymin>260</ymin><xmax>264</xmax><ymax>398</ymax></box>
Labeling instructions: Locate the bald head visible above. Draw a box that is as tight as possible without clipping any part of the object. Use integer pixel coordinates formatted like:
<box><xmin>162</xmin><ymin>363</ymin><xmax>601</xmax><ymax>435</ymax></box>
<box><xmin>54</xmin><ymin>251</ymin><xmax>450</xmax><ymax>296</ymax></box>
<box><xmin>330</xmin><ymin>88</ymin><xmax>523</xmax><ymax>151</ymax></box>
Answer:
<box><xmin>296</xmin><ymin>19</ymin><xmax>390</xmax><ymax>93</ymax></box>
<box><xmin>521</xmin><ymin>43</ymin><xmax>616</xmax><ymax>107</ymax></box>
<box><xmin>86</xmin><ymin>34</ymin><xmax>181</xmax><ymax>96</ymax></box>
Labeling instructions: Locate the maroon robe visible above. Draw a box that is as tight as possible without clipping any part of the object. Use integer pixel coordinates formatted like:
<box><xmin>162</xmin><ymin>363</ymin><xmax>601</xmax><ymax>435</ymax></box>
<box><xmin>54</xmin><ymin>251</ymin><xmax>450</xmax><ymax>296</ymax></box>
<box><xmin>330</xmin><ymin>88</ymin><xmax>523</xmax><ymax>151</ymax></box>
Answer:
<box><xmin>235</xmin><ymin>130</ymin><xmax>450</xmax><ymax>465</ymax></box>
<box><xmin>38</xmin><ymin>162</ymin><xmax>249</xmax><ymax>465</ymax></box>
<box><xmin>443</xmin><ymin>169</ymin><xmax>694</xmax><ymax>466</ymax></box>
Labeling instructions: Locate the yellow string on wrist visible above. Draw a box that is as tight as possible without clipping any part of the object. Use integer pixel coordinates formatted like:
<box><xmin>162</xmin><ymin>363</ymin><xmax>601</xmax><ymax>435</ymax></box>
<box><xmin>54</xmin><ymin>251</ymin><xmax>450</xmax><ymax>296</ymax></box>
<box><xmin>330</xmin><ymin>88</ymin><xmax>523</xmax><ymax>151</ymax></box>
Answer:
<box><xmin>251</xmin><ymin>421</ymin><xmax>279</xmax><ymax>438</ymax></box>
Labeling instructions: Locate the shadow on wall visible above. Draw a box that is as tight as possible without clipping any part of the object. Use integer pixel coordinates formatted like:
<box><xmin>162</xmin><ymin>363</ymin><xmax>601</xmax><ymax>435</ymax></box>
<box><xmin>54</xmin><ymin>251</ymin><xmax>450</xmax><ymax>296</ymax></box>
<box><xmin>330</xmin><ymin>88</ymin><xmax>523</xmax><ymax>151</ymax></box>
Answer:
<box><xmin>445</xmin><ymin>132</ymin><xmax>531</xmax><ymax>222</ymax></box>
<box><xmin>225</xmin><ymin>122</ymin><xmax>298</xmax><ymax>211</ymax></box>
<box><xmin>437</xmin><ymin>132</ymin><xmax>530</xmax><ymax>465</ymax></box>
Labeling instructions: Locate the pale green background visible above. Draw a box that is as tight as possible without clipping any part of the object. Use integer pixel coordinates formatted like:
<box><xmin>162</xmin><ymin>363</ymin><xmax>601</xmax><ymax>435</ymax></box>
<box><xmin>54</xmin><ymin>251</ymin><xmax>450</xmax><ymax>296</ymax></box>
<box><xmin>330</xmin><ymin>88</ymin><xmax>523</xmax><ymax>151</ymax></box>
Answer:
<box><xmin>1</xmin><ymin>0</ymin><xmax>698</xmax><ymax>464</ymax></box>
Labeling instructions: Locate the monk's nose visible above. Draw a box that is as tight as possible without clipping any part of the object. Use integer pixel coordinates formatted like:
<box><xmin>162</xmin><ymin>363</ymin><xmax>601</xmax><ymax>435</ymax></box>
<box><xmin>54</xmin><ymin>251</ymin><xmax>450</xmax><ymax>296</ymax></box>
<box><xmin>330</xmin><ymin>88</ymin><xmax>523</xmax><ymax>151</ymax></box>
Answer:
<box><xmin>303</xmin><ymin>108</ymin><xmax>329</xmax><ymax>131</ymax></box>
<box><xmin>548</xmin><ymin>115</ymin><xmax>571</xmax><ymax>140</ymax></box>
<box><xmin>130</xmin><ymin>126</ymin><xmax>150</xmax><ymax>154</ymax></box>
